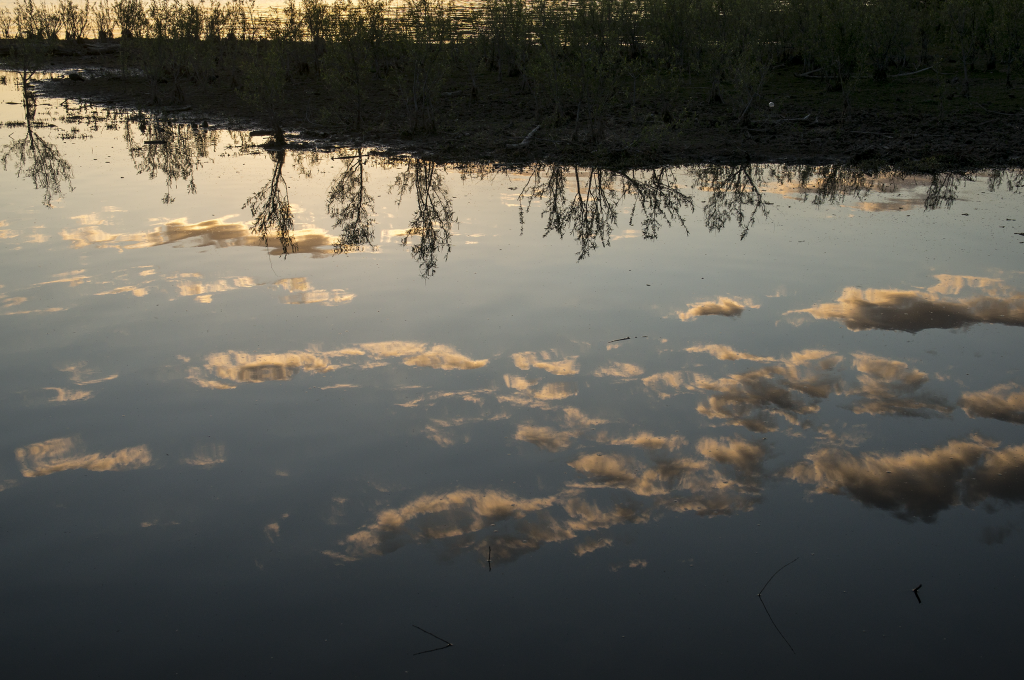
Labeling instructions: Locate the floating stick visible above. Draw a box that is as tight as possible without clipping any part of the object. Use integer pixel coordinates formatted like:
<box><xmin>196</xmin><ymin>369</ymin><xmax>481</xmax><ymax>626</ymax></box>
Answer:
<box><xmin>412</xmin><ymin>625</ymin><xmax>453</xmax><ymax>656</ymax></box>
<box><xmin>757</xmin><ymin>557</ymin><xmax>799</xmax><ymax>654</ymax></box>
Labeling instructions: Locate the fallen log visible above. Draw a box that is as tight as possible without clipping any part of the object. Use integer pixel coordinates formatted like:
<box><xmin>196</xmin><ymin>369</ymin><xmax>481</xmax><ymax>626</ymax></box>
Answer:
<box><xmin>506</xmin><ymin>124</ymin><xmax>541</xmax><ymax>149</ymax></box>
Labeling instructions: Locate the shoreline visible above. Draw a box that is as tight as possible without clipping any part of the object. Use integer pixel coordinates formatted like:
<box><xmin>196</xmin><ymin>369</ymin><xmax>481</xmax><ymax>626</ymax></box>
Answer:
<box><xmin>7</xmin><ymin>48</ymin><xmax>1024</xmax><ymax>173</ymax></box>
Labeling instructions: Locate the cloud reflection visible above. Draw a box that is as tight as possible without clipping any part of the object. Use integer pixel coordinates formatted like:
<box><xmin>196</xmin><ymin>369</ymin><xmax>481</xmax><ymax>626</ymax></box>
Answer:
<box><xmin>16</xmin><ymin>437</ymin><xmax>152</xmax><ymax>477</ymax></box>
<box><xmin>573</xmin><ymin>536</ymin><xmax>614</xmax><ymax>556</ymax></box>
<box><xmin>201</xmin><ymin>350</ymin><xmax>339</xmax><ymax>384</ymax></box>
<box><xmin>515</xmin><ymin>424</ymin><xmax>576</xmax><ymax>451</ymax></box>
<box><xmin>678</xmin><ymin>297</ymin><xmax>758</xmax><ymax>321</ymax></box>
<box><xmin>512</xmin><ymin>351</ymin><xmax>579</xmax><ymax>375</ymax></box>
<box><xmin>45</xmin><ymin>387</ymin><xmax>93</xmax><ymax>402</ymax></box>
<box><xmin>687</xmin><ymin>351</ymin><xmax>842</xmax><ymax>432</ymax></box>
<box><xmin>846</xmin><ymin>353</ymin><xmax>951</xmax><ymax>417</ymax></box>
<box><xmin>789</xmin><ymin>277</ymin><xmax>1024</xmax><ymax>333</ymax></box>
<box><xmin>183</xmin><ymin>444</ymin><xmax>226</xmax><ymax>466</ymax></box>
<box><xmin>60</xmin><ymin>217</ymin><xmax>335</xmax><ymax>256</ymax></box>
<box><xmin>275</xmin><ymin>277</ymin><xmax>356</xmax><ymax>305</ymax></box>
<box><xmin>786</xmin><ymin>435</ymin><xmax>1024</xmax><ymax>521</ymax></box>
<box><xmin>185</xmin><ymin>342</ymin><xmax>487</xmax><ymax>388</ymax></box>
<box><xmin>960</xmin><ymin>383</ymin><xmax>1024</xmax><ymax>424</ymax></box>
<box><xmin>336</xmin><ymin>487</ymin><xmax>650</xmax><ymax>566</ymax></box>
<box><xmin>594</xmin><ymin>362</ymin><xmax>644</xmax><ymax>378</ymax></box>
<box><xmin>332</xmin><ymin>431</ymin><xmax>773</xmax><ymax>565</ymax></box>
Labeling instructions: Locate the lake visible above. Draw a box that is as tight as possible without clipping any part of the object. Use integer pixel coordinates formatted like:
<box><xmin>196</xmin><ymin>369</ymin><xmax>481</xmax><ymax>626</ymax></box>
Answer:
<box><xmin>2</xmin><ymin>69</ymin><xmax>1024</xmax><ymax>678</ymax></box>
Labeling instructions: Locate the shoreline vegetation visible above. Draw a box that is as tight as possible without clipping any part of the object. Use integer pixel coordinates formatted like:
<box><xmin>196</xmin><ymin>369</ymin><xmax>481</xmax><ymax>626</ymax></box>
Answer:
<box><xmin>1</xmin><ymin>0</ymin><xmax>1023</xmax><ymax>172</ymax></box>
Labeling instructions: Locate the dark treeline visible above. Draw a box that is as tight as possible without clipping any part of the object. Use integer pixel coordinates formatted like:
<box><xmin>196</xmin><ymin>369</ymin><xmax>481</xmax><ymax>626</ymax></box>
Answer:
<box><xmin>3</xmin><ymin>0</ymin><xmax>1024</xmax><ymax>146</ymax></box>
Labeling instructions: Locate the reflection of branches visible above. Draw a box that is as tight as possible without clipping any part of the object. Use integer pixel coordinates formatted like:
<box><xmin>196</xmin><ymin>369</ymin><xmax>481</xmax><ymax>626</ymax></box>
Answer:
<box><xmin>520</xmin><ymin>165</ymin><xmax>619</xmax><ymax>261</ymax></box>
<box><xmin>692</xmin><ymin>163</ymin><xmax>769</xmax><ymax>239</ymax></box>
<box><xmin>779</xmin><ymin>164</ymin><xmax>908</xmax><ymax>207</ymax></box>
<box><xmin>520</xmin><ymin>164</ymin><xmax>693</xmax><ymax>258</ymax></box>
<box><xmin>924</xmin><ymin>172</ymin><xmax>970</xmax><ymax>211</ymax></box>
<box><xmin>620</xmin><ymin>168</ymin><xmax>693</xmax><ymax>239</ymax></box>
<box><xmin>0</xmin><ymin>86</ymin><xmax>74</xmax><ymax>207</ymax></box>
<box><xmin>124</xmin><ymin>114</ymin><xmax>218</xmax><ymax>203</ymax></box>
<box><xmin>328</xmin><ymin>148</ymin><xmax>377</xmax><ymax>254</ymax></box>
<box><xmin>988</xmin><ymin>169</ymin><xmax>1024</xmax><ymax>193</ymax></box>
<box><xmin>392</xmin><ymin>158</ymin><xmax>456</xmax><ymax>278</ymax></box>
<box><xmin>244</xmin><ymin>148</ymin><xmax>295</xmax><ymax>255</ymax></box>
<box><xmin>558</xmin><ymin>167</ymin><xmax>620</xmax><ymax>260</ymax></box>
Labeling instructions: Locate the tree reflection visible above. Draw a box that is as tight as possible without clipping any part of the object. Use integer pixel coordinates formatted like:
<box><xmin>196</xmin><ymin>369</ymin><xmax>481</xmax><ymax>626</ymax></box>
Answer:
<box><xmin>776</xmin><ymin>164</ymin><xmax>892</xmax><ymax>207</ymax></box>
<box><xmin>328</xmin><ymin>147</ymin><xmax>377</xmax><ymax>254</ymax></box>
<box><xmin>519</xmin><ymin>165</ymin><xmax>694</xmax><ymax>260</ymax></box>
<box><xmin>124</xmin><ymin>114</ymin><xmax>219</xmax><ymax>204</ymax></box>
<box><xmin>391</xmin><ymin>158</ymin><xmax>457</xmax><ymax>278</ymax></box>
<box><xmin>924</xmin><ymin>172</ymin><xmax>970</xmax><ymax>211</ymax></box>
<box><xmin>0</xmin><ymin>83</ymin><xmax>74</xmax><ymax>208</ymax></box>
<box><xmin>691</xmin><ymin>163</ymin><xmax>769</xmax><ymax>239</ymax></box>
<box><xmin>243</xmin><ymin>148</ymin><xmax>295</xmax><ymax>255</ymax></box>
<box><xmin>988</xmin><ymin>168</ymin><xmax>1024</xmax><ymax>193</ymax></box>
<box><xmin>619</xmin><ymin>167</ymin><xmax>694</xmax><ymax>240</ymax></box>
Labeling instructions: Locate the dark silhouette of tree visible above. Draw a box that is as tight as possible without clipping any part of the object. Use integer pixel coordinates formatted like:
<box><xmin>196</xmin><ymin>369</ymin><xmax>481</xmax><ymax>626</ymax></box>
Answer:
<box><xmin>391</xmin><ymin>158</ymin><xmax>456</xmax><ymax>277</ymax></box>
<box><xmin>1</xmin><ymin>84</ymin><xmax>73</xmax><ymax>207</ymax></box>
<box><xmin>327</xmin><ymin>147</ymin><xmax>377</xmax><ymax>254</ymax></box>
<box><xmin>692</xmin><ymin>162</ymin><xmax>769</xmax><ymax>239</ymax></box>
<box><xmin>518</xmin><ymin>164</ymin><xmax>693</xmax><ymax>259</ymax></box>
<box><xmin>244</xmin><ymin>147</ymin><xmax>296</xmax><ymax>254</ymax></box>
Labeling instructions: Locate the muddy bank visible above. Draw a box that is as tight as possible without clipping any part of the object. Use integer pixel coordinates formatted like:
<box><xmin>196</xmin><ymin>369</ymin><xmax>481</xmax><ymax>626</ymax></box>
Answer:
<box><xmin>12</xmin><ymin>49</ymin><xmax>1024</xmax><ymax>172</ymax></box>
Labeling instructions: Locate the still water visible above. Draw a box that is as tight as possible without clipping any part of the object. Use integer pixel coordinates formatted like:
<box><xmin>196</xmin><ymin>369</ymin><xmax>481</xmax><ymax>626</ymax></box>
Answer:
<box><xmin>2</xmin><ymin>71</ymin><xmax>1024</xmax><ymax>678</ymax></box>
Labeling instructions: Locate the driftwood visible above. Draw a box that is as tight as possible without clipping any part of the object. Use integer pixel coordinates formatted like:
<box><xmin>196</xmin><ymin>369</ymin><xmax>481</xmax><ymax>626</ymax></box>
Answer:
<box><xmin>507</xmin><ymin>124</ymin><xmax>541</xmax><ymax>149</ymax></box>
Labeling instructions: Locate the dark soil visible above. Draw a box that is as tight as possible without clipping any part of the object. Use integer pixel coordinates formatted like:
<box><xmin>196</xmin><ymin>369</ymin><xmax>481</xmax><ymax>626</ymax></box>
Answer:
<box><xmin>12</xmin><ymin>43</ymin><xmax>1024</xmax><ymax>171</ymax></box>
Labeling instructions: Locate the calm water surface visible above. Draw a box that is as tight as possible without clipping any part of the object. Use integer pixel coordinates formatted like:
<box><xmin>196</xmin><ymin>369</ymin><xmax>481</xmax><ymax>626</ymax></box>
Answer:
<box><xmin>2</xmin><ymin>72</ymin><xmax>1024</xmax><ymax>678</ymax></box>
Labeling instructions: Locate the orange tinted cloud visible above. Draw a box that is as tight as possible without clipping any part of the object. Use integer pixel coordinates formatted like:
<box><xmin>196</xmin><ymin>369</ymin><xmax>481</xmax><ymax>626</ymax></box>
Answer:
<box><xmin>959</xmin><ymin>383</ymin><xmax>1024</xmax><ymax>424</ymax></box>
<box><xmin>789</xmin><ymin>283</ymin><xmax>1024</xmax><ymax>333</ymax></box>
<box><xmin>678</xmin><ymin>297</ymin><xmax>758</xmax><ymax>321</ymax></box>
<box><xmin>786</xmin><ymin>435</ymin><xmax>1024</xmax><ymax>521</ymax></box>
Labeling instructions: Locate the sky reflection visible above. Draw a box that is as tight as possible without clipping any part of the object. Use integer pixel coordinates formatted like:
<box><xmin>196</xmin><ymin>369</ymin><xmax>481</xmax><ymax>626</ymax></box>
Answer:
<box><xmin>2</xmin><ymin>69</ymin><xmax>1024</xmax><ymax>680</ymax></box>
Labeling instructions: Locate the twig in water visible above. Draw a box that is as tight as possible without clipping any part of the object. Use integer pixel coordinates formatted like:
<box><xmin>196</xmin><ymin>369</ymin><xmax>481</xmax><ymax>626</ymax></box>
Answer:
<box><xmin>757</xmin><ymin>557</ymin><xmax>799</xmax><ymax>654</ymax></box>
<box><xmin>913</xmin><ymin>584</ymin><xmax>922</xmax><ymax>604</ymax></box>
<box><xmin>412</xmin><ymin>624</ymin><xmax>454</xmax><ymax>656</ymax></box>
<box><xmin>487</xmin><ymin>546</ymin><xmax>492</xmax><ymax>572</ymax></box>
<box><xmin>608</xmin><ymin>336</ymin><xmax>631</xmax><ymax>343</ymax></box>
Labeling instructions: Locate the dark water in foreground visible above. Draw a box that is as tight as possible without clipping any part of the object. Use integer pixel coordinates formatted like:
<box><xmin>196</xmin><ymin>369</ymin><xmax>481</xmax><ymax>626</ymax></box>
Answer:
<box><xmin>2</xmin><ymin>72</ymin><xmax>1024</xmax><ymax>678</ymax></box>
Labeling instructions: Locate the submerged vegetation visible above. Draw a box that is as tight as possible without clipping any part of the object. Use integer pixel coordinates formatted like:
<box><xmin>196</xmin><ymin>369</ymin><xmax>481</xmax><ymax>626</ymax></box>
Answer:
<box><xmin>1</xmin><ymin>0</ymin><xmax>1023</xmax><ymax>167</ymax></box>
